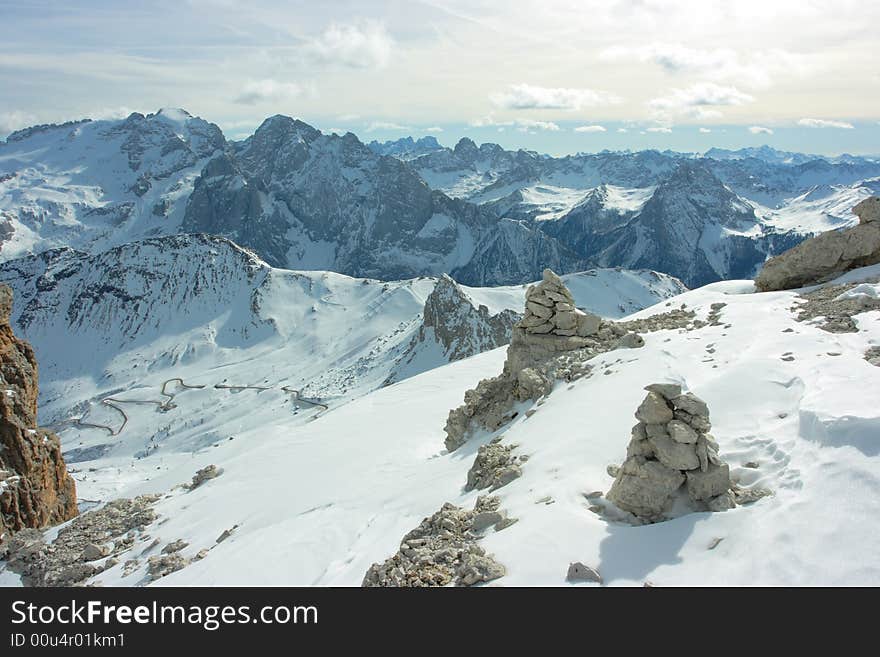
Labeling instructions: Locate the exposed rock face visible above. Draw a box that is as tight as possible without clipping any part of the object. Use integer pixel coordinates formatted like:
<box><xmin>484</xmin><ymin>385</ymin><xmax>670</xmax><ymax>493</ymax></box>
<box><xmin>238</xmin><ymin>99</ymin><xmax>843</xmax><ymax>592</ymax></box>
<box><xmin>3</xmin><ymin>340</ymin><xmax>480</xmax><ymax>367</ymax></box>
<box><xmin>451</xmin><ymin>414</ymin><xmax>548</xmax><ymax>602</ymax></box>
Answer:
<box><xmin>606</xmin><ymin>385</ymin><xmax>735</xmax><ymax>521</ymax></box>
<box><xmin>362</xmin><ymin>496</ymin><xmax>507</xmax><ymax>587</ymax></box>
<box><xmin>444</xmin><ymin>269</ymin><xmax>644</xmax><ymax>452</ymax></box>
<box><xmin>755</xmin><ymin>197</ymin><xmax>880</xmax><ymax>291</ymax></box>
<box><xmin>390</xmin><ymin>275</ymin><xmax>520</xmax><ymax>383</ymax></box>
<box><xmin>0</xmin><ymin>285</ymin><xmax>76</xmax><ymax>541</ymax></box>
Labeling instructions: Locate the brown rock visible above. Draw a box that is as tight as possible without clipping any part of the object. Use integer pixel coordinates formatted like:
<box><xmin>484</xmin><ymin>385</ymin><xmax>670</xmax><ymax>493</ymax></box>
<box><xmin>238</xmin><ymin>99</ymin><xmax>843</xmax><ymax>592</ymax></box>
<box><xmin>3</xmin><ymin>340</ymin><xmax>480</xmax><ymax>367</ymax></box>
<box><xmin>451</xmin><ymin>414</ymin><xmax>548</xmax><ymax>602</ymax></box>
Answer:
<box><xmin>0</xmin><ymin>285</ymin><xmax>76</xmax><ymax>542</ymax></box>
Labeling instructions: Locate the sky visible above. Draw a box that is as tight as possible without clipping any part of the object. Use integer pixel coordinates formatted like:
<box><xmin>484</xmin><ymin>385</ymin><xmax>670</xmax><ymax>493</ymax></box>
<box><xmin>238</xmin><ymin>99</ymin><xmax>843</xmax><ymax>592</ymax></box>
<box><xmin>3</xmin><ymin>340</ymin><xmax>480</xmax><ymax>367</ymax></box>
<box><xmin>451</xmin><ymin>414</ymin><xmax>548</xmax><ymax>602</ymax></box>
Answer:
<box><xmin>1</xmin><ymin>0</ymin><xmax>878</xmax><ymax>155</ymax></box>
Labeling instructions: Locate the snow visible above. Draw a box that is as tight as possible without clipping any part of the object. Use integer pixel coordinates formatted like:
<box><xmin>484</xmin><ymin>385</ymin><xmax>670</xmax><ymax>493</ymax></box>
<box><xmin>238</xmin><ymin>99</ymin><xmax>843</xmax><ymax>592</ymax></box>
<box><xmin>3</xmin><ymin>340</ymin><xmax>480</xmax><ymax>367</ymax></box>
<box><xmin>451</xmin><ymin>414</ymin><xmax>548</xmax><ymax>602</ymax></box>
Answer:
<box><xmin>3</xmin><ymin>261</ymin><xmax>877</xmax><ymax>586</ymax></box>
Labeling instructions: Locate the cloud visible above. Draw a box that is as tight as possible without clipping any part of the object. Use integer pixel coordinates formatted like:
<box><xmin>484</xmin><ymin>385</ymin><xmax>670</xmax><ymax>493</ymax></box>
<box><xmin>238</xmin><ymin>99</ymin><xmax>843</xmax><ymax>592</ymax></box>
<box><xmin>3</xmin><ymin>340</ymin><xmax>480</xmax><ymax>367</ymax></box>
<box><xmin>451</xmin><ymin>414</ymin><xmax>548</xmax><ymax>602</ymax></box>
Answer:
<box><xmin>89</xmin><ymin>106</ymin><xmax>138</xmax><ymax>120</ymax></box>
<box><xmin>0</xmin><ymin>110</ymin><xmax>36</xmax><ymax>134</ymax></box>
<box><xmin>797</xmin><ymin>118</ymin><xmax>854</xmax><ymax>129</ymax></box>
<box><xmin>699</xmin><ymin>127</ymin><xmax>712</xmax><ymax>133</ymax></box>
<box><xmin>469</xmin><ymin>114</ymin><xmax>559</xmax><ymax>131</ymax></box>
<box><xmin>490</xmin><ymin>83</ymin><xmax>620</xmax><ymax>110</ymax></box>
<box><xmin>574</xmin><ymin>125</ymin><xmax>606</xmax><ymax>133</ymax></box>
<box><xmin>617</xmin><ymin>127</ymin><xmax>628</xmax><ymax>133</ymax></box>
<box><xmin>365</xmin><ymin>121</ymin><xmax>411</xmax><ymax>132</ymax></box>
<box><xmin>749</xmin><ymin>125</ymin><xmax>774</xmax><ymax>135</ymax></box>
<box><xmin>424</xmin><ymin>126</ymin><xmax>443</xmax><ymax>133</ymax></box>
<box><xmin>337</xmin><ymin>113</ymin><xmax>360</xmax><ymax>122</ymax></box>
<box><xmin>649</xmin><ymin>82</ymin><xmax>754</xmax><ymax>121</ymax></box>
<box><xmin>599</xmin><ymin>43</ymin><xmax>805</xmax><ymax>89</ymax></box>
<box><xmin>304</xmin><ymin>21</ymin><xmax>393</xmax><ymax>69</ymax></box>
<box><xmin>234</xmin><ymin>79</ymin><xmax>303</xmax><ymax>104</ymax></box>
<box><xmin>515</xmin><ymin>119</ymin><xmax>560</xmax><ymax>132</ymax></box>
<box><xmin>646</xmin><ymin>126</ymin><xmax>672</xmax><ymax>133</ymax></box>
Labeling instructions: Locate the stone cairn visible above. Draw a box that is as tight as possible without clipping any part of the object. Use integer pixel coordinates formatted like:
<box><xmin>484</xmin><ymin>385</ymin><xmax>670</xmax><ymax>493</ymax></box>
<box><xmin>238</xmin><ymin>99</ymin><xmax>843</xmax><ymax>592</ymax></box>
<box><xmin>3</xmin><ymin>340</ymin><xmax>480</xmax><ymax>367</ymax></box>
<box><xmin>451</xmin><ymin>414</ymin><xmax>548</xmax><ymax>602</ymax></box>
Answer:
<box><xmin>444</xmin><ymin>269</ymin><xmax>644</xmax><ymax>453</ymax></box>
<box><xmin>519</xmin><ymin>270</ymin><xmax>601</xmax><ymax>338</ymax></box>
<box><xmin>606</xmin><ymin>384</ymin><xmax>736</xmax><ymax>521</ymax></box>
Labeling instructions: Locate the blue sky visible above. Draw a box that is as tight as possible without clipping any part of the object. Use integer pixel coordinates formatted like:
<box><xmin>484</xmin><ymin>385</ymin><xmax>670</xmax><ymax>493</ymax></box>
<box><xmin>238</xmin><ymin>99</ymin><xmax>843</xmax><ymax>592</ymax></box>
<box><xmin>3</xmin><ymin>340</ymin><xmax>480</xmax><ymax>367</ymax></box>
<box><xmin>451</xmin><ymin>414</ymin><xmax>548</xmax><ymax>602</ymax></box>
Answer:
<box><xmin>1</xmin><ymin>0</ymin><xmax>878</xmax><ymax>155</ymax></box>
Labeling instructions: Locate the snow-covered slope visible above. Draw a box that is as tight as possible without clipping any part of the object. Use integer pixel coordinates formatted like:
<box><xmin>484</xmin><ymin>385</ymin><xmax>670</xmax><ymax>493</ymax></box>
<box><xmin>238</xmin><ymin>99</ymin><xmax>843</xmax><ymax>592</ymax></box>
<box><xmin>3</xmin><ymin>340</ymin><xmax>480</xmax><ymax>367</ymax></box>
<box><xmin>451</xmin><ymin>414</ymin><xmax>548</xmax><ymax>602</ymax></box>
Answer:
<box><xmin>0</xmin><ymin>235</ymin><xmax>682</xmax><ymax>487</ymax></box>
<box><xmin>0</xmin><ymin>109</ymin><xmax>226</xmax><ymax>260</ymax></box>
<box><xmin>14</xmin><ymin>262</ymin><xmax>878</xmax><ymax>586</ymax></box>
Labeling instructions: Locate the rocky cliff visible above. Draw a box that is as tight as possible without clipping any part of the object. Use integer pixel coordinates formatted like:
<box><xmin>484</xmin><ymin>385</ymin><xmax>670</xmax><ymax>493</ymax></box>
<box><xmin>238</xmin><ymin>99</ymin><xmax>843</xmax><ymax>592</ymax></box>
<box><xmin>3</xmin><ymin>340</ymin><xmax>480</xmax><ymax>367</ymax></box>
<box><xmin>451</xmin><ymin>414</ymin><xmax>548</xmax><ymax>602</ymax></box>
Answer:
<box><xmin>0</xmin><ymin>284</ymin><xmax>76</xmax><ymax>541</ymax></box>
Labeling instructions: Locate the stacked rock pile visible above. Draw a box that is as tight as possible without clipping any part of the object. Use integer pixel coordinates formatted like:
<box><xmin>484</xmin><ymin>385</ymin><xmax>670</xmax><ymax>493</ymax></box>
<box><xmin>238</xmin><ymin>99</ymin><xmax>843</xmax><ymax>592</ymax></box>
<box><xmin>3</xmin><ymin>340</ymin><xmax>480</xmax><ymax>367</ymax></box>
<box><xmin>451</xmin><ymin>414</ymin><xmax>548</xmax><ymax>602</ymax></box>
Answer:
<box><xmin>606</xmin><ymin>384</ymin><xmax>735</xmax><ymax>520</ymax></box>
<box><xmin>519</xmin><ymin>269</ymin><xmax>601</xmax><ymax>337</ymax></box>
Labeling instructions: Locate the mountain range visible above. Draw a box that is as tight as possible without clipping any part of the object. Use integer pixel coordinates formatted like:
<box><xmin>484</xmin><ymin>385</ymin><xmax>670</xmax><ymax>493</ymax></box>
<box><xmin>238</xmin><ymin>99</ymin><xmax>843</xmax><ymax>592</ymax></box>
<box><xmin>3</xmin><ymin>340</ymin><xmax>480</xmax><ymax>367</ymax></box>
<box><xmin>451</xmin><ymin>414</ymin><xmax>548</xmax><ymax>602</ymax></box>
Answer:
<box><xmin>3</xmin><ymin>109</ymin><xmax>879</xmax><ymax>288</ymax></box>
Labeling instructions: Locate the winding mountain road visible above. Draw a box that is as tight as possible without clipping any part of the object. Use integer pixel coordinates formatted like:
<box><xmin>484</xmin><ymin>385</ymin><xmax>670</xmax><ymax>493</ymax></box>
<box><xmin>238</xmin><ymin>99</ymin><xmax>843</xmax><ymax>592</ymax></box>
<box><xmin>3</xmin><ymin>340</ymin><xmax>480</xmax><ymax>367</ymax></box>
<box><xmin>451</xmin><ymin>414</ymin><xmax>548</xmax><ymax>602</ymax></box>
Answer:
<box><xmin>68</xmin><ymin>378</ymin><xmax>329</xmax><ymax>436</ymax></box>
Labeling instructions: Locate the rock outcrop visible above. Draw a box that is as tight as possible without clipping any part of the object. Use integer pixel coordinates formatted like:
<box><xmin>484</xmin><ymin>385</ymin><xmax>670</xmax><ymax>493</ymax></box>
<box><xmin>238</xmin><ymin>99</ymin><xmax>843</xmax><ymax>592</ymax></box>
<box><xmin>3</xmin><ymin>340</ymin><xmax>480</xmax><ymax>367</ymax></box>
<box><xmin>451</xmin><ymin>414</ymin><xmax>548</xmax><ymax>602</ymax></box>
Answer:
<box><xmin>362</xmin><ymin>496</ymin><xmax>508</xmax><ymax>587</ymax></box>
<box><xmin>1</xmin><ymin>495</ymin><xmax>157</xmax><ymax>586</ymax></box>
<box><xmin>755</xmin><ymin>197</ymin><xmax>880</xmax><ymax>291</ymax></box>
<box><xmin>388</xmin><ymin>274</ymin><xmax>520</xmax><ymax>383</ymax></box>
<box><xmin>444</xmin><ymin>269</ymin><xmax>644</xmax><ymax>452</ymax></box>
<box><xmin>606</xmin><ymin>385</ymin><xmax>735</xmax><ymax>521</ymax></box>
<box><xmin>0</xmin><ymin>285</ymin><xmax>76</xmax><ymax>542</ymax></box>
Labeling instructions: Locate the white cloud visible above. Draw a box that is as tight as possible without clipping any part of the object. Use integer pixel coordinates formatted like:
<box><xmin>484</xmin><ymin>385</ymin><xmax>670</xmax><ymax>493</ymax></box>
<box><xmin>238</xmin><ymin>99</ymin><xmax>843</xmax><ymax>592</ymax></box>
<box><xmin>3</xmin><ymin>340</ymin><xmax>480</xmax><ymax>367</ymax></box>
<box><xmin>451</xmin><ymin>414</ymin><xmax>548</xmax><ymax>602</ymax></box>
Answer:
<box><xmin>365</xmin><ymin>121</ymin><xmax>411</xmax><ymax>132</ymax></box>
<box><xmin>424</xmin><ymin>126</ymin><xmax>443</xmax><ymax>133</ymax></box>
<box><xmin>304</xmin><ymin>21</ymin><xmax>393</xmax><ymax>69</ymax></box>
<box><xmin>749</xmin><ymin>125</ymin><xmax>774</xmax><ymax>135</ymax></box>
<box><xmin>699</xmin><ymin>127</ymin><xmax>712</xmax><ymax>133</ymax></box>
<box><xmin>89</xmin><ymin>106</ymin><xmax>138</xmax><ymax>120</ymax></box>
<box><xmin>574</xmin><ymin>125</ymin><xmax>606</xmax><ymax>133</ymax></box>
<box><xmin>234</xmin><ymin>79</ymin><xmax>303</xmax><ymax>105</ymax></box>
<box><xmin>515</xmin><ymin>119</ymin><xmax>560</xmax><ymax>132</ymax></box>
<box><xmin>490</xmin><ymin>83</ymin><xmax>620</xmax><ymax>110</ymax></box>
<box><xmin>0</xmin><ymin>110</ymin><xmax>37</xmax><ymax>134</ymax></box>
<box><xmin>469</xmin><ymin>114</ymin><xmax>559</xmax><ymax>131</ymax></box>
<box><xmin>337</xmin><ymin>113</ymin><xmax>360</xmax><ymax>122</ymax></box>
<box><xmin>599</xmin><ymin>43</ymin><xmax>802</xmax><ymax>89</ymax></box>
<box><xmin>646</xmin><ymin>126</ymin><xmax>672</xmax><ymax>133</ymax></box>
<box><xmin>617</xmin><ymin>127</ymin><xmax>628</xmax><ymax>133</ymax></box>
<box><xmin>649</xmin><ymin>82</ymin><xmax>754</xmax><ymax>121</ymax></box>
<box><xmin>797</xmin><ymin>118</ymin><xmax>854</xmax><ymax>129</ymax></box>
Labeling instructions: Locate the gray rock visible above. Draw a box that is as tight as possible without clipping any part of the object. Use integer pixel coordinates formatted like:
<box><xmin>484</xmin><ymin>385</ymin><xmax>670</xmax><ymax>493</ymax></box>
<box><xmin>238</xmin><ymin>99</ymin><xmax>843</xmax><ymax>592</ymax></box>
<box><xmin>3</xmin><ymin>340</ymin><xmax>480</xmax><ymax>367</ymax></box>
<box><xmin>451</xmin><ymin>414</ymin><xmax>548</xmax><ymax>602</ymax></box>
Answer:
<box><xmin>82</xmin><ymin>543</ymin><xmax>111</xmax><ymax>562</ymax></box>
<box><xmin>645</xmin><ymin>383</ymin><xmax>682</xmax><ymax>400</ymax></box>
<box><xmin>471</xmin><ymin>511</ymin><xmax>505</xmax><ymax>532</ymax></box>
<box><xmin>527</xmin><ymin>301</ymin><xmax>553</xmax><ymax>319</ymax></box>
<box><xmin>685</xmin><ymin>463</ymin><xmax>731</xmax><ymax>501</ymax></box>
<box><xmin>575</xmin><ymin>311</ymin><xmax>601</xmax><ymax>337</ymax></box>
<box><xmin>648</xmin><ymin>432</ymin><xmax>701</xmax><ymax>471</ymax></box>
<box><xmin>615</xmin><ymin>332</ymin><xmax>645</xmax><ymax>349</ymax></box>
<box><xmin>706</xmin><ymin>491</ymin><xmax>736</xmax><ymax>512</ymax></box>
<box><xmin>162</xmin><ymin>539</ymin><xmax>189</xmax><ymax>554</ymax></box>
<box><xmin>491</xmin><ymin>464</ymin><xmax>523</xmax><ymax>490</ymax></box>
<box><xmin>607</xmin><ymin>457</ymin><xmax>685</xmax><ymax>518</ymax></box>
<box><xmin>671</xmin><ymin>393</ymin><xmax>710</xmax><ymax>419</ymax></box>
<box><xmin>552</xmin><ymin>310</ymin><xmax>577</xmax><ymax>330</ymax></box>
<box><xmin>566</xmin><ymin>562</ymin><xmax>603</xmax><ymax>584</ymax></box>
<box><xmin>855</xmin><ymin>196</ymin><xmax>880</xmax><ymax>224</ymax></box>
<box><xmin>667</xmin><ymin>419</ymin><xmax>698</xmax><ymax>444</ymax></box>
<box><xmin>635</xmin><ymin>392</ymin><xmax>674</xmax><ymax>424</ymax></box>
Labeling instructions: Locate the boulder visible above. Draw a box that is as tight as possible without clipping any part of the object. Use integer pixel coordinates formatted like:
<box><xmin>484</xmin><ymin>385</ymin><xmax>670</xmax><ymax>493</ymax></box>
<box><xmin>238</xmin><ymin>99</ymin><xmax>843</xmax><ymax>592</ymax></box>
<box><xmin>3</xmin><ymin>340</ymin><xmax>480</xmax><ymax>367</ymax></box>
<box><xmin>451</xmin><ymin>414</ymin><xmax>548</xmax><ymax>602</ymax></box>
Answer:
<box><xmin>755</xmin><ymin>197</ymin><xmax>880</xmax><ymax>291</ymax></box>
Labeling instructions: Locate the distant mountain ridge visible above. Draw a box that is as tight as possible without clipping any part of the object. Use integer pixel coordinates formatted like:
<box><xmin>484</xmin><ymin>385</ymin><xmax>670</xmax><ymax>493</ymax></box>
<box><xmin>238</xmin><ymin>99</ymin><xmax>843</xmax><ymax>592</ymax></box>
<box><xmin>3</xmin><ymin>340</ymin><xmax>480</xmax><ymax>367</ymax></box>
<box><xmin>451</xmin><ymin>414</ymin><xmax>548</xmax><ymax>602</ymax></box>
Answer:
<box><xmin>3</xmin><ymin>108</ymin><xmax>880</xmax><ymax>287</ymax></box>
